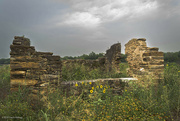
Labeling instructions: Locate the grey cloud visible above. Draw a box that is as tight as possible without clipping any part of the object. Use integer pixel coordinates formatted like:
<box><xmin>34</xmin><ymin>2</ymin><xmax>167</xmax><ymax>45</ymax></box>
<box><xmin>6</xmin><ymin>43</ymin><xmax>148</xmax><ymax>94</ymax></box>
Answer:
<box><xmin>0</xmin><ymin>0</ymin><xmax>180</xmax><ymax>58</ymax></box>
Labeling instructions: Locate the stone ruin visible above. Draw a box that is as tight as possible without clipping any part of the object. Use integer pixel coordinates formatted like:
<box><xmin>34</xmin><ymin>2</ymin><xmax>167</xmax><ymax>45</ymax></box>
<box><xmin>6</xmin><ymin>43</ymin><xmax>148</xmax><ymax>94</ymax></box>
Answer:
<box><xmin>9</xmin><ymin>36</ymin><xmax>164</xmax><ymax>105</ymax></box>
<box><xmin>62</xmin><ymin>42</ymin><xmax>121</xmax><ymax>73</ymax></box>
<box><xmin>125</xmin><ymin>38</ymin><xmax>164</xmax><ymax>81</ymax></box>
<box><xmin>9</xmin><ymin>36</ymin><xmax>121</xmax><ymax>104</ymax></box>
<box><xmin>10</xmin><ymin>36</ymin><xmax>62</xmax><ymax>103</ymax></box>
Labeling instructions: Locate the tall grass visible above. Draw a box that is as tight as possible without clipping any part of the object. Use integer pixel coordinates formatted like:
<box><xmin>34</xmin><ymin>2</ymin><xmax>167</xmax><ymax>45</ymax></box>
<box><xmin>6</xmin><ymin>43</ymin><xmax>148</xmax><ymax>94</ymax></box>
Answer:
<box><xmin>62</xmin><ymin>63</ymin><xmax>128</xmax><ymax>81</ymax></box>
<box><xmin>0</xmin><ymin>63</ymin><xmax>179</xmax><ymax>120</ymax></box>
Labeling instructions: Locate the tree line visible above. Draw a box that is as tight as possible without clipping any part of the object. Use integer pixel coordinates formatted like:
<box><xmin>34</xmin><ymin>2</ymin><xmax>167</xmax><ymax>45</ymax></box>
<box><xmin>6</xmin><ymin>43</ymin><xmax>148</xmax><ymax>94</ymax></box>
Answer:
<box><xmin>0</xmin><ymin>58</ymin><xmax>10</xmax><ymax>65</ymax></box>
<box><xmin>61</xmin><ymin>51</ymin><xmax>127</xmax><ymax>62</ymax></box>
<box><xmin>0</xmin><ymin>51</ymin><xmax>179</xmax><ymax>64</ymax></box>
<box><xmin>164</xmin><ymin>51</ymin><xmax>180</xmax><ymax>64</ymax></box>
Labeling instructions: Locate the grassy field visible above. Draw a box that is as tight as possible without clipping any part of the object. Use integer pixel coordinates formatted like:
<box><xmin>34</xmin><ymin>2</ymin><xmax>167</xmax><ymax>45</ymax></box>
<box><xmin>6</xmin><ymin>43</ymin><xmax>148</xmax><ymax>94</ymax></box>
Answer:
<box><xmin>0</xmin><ymin>62</ymin><xmax>179</xmax><ymax>121</ymax></box>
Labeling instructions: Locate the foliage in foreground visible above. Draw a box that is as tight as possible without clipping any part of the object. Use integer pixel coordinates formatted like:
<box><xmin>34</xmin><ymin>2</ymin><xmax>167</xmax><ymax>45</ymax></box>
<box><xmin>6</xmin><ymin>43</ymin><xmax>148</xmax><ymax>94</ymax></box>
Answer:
<box><xmin>0</xmin><ymin>63</ymin><xmax>179</xmax><ymax>121</ymax></box>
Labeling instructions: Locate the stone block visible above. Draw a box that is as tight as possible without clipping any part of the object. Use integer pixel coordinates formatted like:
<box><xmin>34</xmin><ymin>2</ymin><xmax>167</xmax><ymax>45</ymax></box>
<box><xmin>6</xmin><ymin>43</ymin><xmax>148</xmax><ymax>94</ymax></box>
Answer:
<box><xmin>11</xmin><ymin>79</ymin><xmax>38</xmax><ymax>86</ymax></box>
<box><xmin>40</xmin><ymin>74</ymin><xmax>59</xmax><ymax>81</ymax></box>
<box><xmin>10</xmin><ymin>62</ymin><xmax>40</xmax><ymax>70</ymax></box>
<box><xmin>137</xmin><ymin>38</ymin><xmax>146</xmax><ymax>41</ymax></box>
<box><xmin>149</xmin><ymin>61</ymin><xmax>164</xmax><ymax>65</ymax></box>
<box><xmin>10</xmin><ymin>45</ymin><xmax>35</xmax><ymax>55</ymax></box>
<box><xmin>10</xmin><ymin>56</ymin><xmax>44</xmax><ymax>62</ymax></box>
<box><xmin>44</xmin><ymin>55</ymin><xmax>60</xmax><ymax>61</ymax></box>
<box><xmin>149</xmin><ymin>65</ymin><xmax>164</xmax><ymax>69</ymax></box>
<box><xmin>152</xmin><ymin>57</ymin><xmax>164</xmax><ymax>60</ymax></box>
<box><xmin>13</xmin><ymin>38</ymin><xmax>30</xmax><ymax>46</ymax></box>
<box><xmin>35</xmin><ymin>52</ymin><xmax>53</xmax><ymax>56</ymax></box>
<box><xmin>148</xmin><ymin>47</ymin><xmax>159</xmax><ymax>52</ymax></box>
<box><xmin>143</xmin><ymin>52</ymin><xmax>163</xmax><ymax>56</ymax></box>
<box><xmin>10</xmin><ymin>71</ymin><xmax>26</xmax><ymax>76</ymax></box>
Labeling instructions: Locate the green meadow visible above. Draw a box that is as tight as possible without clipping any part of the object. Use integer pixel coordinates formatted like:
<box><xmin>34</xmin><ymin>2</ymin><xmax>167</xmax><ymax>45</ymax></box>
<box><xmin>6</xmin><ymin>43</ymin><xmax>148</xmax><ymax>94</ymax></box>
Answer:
<box><xmin>0</xmin><ymin>62</ymin><xmax>179</xmax><ymax>121</ymax></box>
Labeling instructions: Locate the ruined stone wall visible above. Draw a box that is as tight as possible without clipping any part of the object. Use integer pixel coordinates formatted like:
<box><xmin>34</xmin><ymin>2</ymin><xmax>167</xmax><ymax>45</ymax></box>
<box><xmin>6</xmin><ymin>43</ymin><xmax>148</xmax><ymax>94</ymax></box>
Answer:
<box><xmin>125</xmin><ymin>38</ymin><xmax>164</xmax><ymax>81</ymax></box>
<box><xmin>62</xmin><ymin>43</ymin><xmax>121</xmax><ymax>72</ymax></box>
<box><xmin>10</xmin><ymin>36</ymin><xmax>62</xmax><ymax>103</ymax></box>
<box><xmin>105</xmin><ymin>43</ymin><xmax>121</xmax><ymax>72</ymax></box>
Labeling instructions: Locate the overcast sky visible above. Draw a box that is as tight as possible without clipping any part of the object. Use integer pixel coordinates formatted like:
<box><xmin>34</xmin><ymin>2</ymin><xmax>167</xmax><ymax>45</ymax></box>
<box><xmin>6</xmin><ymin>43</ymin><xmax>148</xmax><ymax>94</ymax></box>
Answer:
<box><xmin>0</xmin><ymin>0</ymin><xmax>180</xmax><ymax>58</ymax></box>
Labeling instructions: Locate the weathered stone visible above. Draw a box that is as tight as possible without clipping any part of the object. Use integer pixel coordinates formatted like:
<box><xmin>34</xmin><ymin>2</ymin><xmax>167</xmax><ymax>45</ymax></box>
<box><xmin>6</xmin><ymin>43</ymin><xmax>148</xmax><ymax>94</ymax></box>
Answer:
<box><xmin>10</xmin><ymin>71</ymin><xmax>26</xmax><ymax>76</ymax></box>
<box><xmin>40</xmin><ymin>74</ymin><xmax>59</xmax><ymax>81</ymax></box>
<box><xmin>148</xmin><ymin>47</ymin><xmax>159</xmax><ymax>52</ymax></box>
<box><xmin>11</xmin><ymin>62</ymin><xmax>40</xmax><ymax>70</ymax></box>
<box><xmin>35</xmin><ymin>52</ymin><xmax>53</xmax><ymax>56</ymax></box>
<box><xmin>13</xmin><ymin>39</ymin><xmax>30</xmax><ymax>46</ymax></box>
<box><xmin>11</xmin><ymin>79</ymin><xmax>38</xmax><ymax>86</ymax></box>
<box><xmin>143</xmin><ymin>52</ymin><xmax>163</xmax><ymax>56</ymax></box>
<box><xmin>125</xmin><ymin>38</ymin><xmax>164</xmax><ymax>81</ymax></box>
<box><xmin>10</xmin><ymin>36</ymin><xmax>62</xmax><ymax>107</ymax></box>
<box><xmin>44</xmin><ymin>55</ymin><xmax>60</xmax><ymax>61</ymax></box>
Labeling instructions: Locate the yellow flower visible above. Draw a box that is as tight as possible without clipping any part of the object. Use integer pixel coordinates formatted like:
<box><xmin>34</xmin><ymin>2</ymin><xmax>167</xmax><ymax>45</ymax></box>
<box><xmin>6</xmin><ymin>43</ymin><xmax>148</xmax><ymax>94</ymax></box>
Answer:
<box><xmin>90</xmin><ymin>90</ymin><xmax>93</xmax><ymax>93</ymax></box>
<box><xmin>82</xmin><ymin>81</ymin><xmax>84</xmax><ymax>84</ymax></box>
<box><xmin>178</xmin><ymin>71</ymin><xmax>180</xmax><ymax>72</ymax></box>
<box><xmin>92</xmin><ymin>87</ymin><xmax>94</xmax><ymax>90</ymax></box>
<box><xmin>96</xmin><ymin>86</ymin><xmax>99</xmax><ymax>88</ymax></box>
<box><xmin>135</xmin><ymin>108</ymin><xmax>138</xmax><ymax>111</ymax></box>
<box><xmin>166</xmin><ymin>64</ymin><xmax>168</xmax><ymax>66</ymax></box>
<box><xmin>89</xmin><ymin>82</ymin><xmax>92</xmax><ymax>85</ymax></box>
<box><xmin>125</xmin><ymin>89</ymin><xmax>127</xmax><ymax>92</ymax></box>
<box><xmin>144</xmin><ymin>109</ymin><xmax>148</xmax><ymax>111</ymax></box>
<box><xmin>100</xmin><ymin>85</ymin><xmax>103</xmax><ymax>88</ymax></box>
<box><xmin>103</xmin><ymin>90</ymin><xmax>106</xmax><ymax>93</ymax></box>
<box><xmin>75</xmin><ymin>83</ymin><xmax>78</xmax><ymax>87</ymax></box>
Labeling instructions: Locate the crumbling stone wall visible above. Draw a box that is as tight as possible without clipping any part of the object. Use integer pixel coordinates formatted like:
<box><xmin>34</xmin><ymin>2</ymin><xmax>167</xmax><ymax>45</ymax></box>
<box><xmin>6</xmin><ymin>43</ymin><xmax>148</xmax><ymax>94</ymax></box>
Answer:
<box><xmin>125</xmin><ymin>38</ymin><xmax>164</xmax><ymax>81</ymax></box>
<box><xmin>63</xmin><ymin>43</ymin><xmax>121</xmax><ymax>72</ymax></box>
<box><xmin>9</xmin><ymin>36</ymin><xmax>121</xmax><ymax>105</ymax></box>
<box><xmin>10</xmin><ymin>36</ymin><xmax>62</xmax><ymax>103</ymax></box>
<box><xmin>105</xmin><ymin>43</ymin><xmax>121</xmax><ymax>72</ymax></box>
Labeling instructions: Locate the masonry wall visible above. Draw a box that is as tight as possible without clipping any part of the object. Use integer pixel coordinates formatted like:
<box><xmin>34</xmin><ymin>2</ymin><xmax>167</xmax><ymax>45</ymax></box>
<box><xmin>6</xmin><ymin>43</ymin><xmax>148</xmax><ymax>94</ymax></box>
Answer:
<box><xmin>62</xmin><ymin>43</ymin><xmax>121</xmax><ymax>73</ymax></box>
<box><xmin>105</xmin><ymin>43</ymin><xmax>121</xmax><ymax>72</ymax></box>
<box><xmin>10</xmin><ymin>36</ymin><xmax>62</xmax><ymax>102</ymax></box>
<box><xmin>125</xmin><ymin>38</ymin><xmax>164</xmax><ymax>81</ymax></box>
<box><xmin>10</xmin><ymin>36</ymin><xmax>121</xmax><ymax>105</ymax></box>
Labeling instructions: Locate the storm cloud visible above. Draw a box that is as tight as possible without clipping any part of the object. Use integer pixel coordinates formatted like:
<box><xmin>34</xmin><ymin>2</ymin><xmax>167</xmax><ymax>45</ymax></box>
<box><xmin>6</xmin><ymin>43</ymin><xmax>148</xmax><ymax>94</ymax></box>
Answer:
<box><xmin>0</xmin><ymin>0</ymin><xmax>179</xmax><ymax>58</ymax></box>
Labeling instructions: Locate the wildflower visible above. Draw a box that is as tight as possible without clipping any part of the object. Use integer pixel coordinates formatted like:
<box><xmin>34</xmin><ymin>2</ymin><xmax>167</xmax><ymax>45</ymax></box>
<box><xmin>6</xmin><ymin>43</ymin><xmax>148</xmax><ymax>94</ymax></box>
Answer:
<box><xmin>125</xmin><ymin>89</ymin><xmax>127</xmax><ymax>92</ymax></box>
<box><xmin>82</xmin><ymin>81</ymin><xmax>84</xmax><ymax>84</ymax></box>
<box><xmin>100</xmin><ymin>85</ymin><xmax>103</xmax><ymax>88</ymax></box>
<box><xmin>90</xmin><ymin>90</ymin><xmax>93</xmax><ymax>93</ymax></box>
<box><xmin>178</xmin><ymin>71</ymin><xmax>180</xmax><ymax>72</ymax></box>
<box><xmin>144</xmin><ymin>109</ymin><xmax>148</xmax><ymax>111</ymax></box>
<box><xmin>166</xmin><ymin>64</ymin><xmax>168</xmax><ymax>66</ymax></box>
<box><xmin>103</xmin><ymin>90</ymin><xmax>106</xmax><ymax>93</ymax></box>
<box><xmin>75</xmin><ymin>83</ymin><xmax>78</xmax><ymax>87</ymax></box>
<box><xmin>89</xmin><ymin>82</ymin><xmax>92</xmax><ymax>85</ymax></box>
<box><xmin>96</xmin><ymin>86</ymin><xmax>99</xmax><ymax>88</ymax></box>
<box><xmin>92</xmin><ymin>87</ymin><xmax>94</xmax><ymax>90</ymax></box>
<box><xmin>135</xmin><ymin>108</ymin><xmax>138</xmax><ymax>111</ymax></box>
